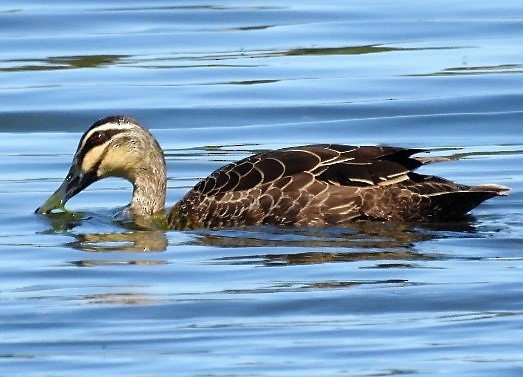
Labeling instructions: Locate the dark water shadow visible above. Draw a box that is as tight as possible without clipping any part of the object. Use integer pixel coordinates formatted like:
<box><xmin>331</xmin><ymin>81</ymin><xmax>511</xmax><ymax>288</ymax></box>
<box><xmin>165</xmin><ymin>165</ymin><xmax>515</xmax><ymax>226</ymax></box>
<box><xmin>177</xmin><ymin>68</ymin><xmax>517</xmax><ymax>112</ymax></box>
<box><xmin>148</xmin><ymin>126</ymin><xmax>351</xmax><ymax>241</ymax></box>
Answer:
<box><xmin>1</xmin><ymin>54</ymin><xmax>127</xmax><ymax>72</ymax></box>
<box><xmin>281</xmin><ymin>45</ymin><xmax>455</xmax><ymax>57</ymax></box>
<box><xmin>411</xmin><ymin>63</ymin><xmax>523</xmax><ymax>77</ymax></box>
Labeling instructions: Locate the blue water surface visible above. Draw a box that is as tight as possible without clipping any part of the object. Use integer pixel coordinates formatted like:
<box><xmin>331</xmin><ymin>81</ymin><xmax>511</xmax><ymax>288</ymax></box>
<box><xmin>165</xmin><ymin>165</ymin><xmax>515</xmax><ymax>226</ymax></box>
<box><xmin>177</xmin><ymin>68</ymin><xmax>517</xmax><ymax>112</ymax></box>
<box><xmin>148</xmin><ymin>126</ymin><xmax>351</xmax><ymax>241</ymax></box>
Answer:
<box><xmin>0</xmin><ymin>1</ymin><xmax>522</xmax><ymax>376</ymax></box>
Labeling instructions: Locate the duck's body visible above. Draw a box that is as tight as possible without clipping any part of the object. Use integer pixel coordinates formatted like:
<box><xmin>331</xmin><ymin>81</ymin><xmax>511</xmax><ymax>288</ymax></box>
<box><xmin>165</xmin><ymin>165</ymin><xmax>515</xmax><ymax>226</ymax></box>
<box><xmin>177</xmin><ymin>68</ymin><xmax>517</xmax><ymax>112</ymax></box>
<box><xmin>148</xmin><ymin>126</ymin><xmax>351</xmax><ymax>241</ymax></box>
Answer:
<box><xmin>36</xmin><ymin>116</ymin><xmax>508</xmax><ymax>229</ymax></box>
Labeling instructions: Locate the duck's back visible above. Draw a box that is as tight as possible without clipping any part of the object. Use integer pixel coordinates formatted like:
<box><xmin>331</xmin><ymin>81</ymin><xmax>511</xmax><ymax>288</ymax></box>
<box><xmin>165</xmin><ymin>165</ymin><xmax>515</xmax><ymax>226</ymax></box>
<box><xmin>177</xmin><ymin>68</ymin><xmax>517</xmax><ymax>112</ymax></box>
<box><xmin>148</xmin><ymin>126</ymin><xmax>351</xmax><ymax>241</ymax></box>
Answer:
<box><xmin>167</xmin><ymin>144</ymin><xmax>507</xmax><ymax>228</ymax></box>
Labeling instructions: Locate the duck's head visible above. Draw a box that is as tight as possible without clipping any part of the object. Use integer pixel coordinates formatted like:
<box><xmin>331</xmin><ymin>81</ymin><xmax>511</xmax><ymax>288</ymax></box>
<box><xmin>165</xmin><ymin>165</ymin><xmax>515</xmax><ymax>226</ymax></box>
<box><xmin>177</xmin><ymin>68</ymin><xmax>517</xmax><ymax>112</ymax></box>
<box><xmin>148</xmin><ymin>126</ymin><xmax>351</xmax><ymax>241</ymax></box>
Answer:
<box><xmin>36</xmin><ymin>115</ymin><xmax>166</xmax><ymax>215</ymax></box>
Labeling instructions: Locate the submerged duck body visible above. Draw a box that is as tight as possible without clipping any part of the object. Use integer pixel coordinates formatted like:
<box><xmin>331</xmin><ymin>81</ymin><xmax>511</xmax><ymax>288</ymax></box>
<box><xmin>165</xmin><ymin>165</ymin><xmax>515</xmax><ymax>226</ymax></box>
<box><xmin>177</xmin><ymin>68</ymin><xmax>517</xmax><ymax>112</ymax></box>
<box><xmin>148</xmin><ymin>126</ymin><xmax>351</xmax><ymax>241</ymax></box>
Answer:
<box><xmin>36</xmin><ymin>116</ymin><xmax>508</xmax><ymax>229</ymax></box>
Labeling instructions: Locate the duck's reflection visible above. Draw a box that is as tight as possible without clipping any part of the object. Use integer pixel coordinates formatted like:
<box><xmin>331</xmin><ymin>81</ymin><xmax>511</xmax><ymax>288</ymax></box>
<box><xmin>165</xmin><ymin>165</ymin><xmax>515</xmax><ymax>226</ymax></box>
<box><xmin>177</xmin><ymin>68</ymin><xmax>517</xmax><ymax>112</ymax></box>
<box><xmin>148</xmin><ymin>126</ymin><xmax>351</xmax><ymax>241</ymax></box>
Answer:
<box><xmin>69</xmin><ymin>231</ymin><xmax>168</xmax><ymax>253</ymax></box>
<box><xmin>64</xmin><ymin>231</ymin><xmax>169</xmax><ymax>269</ymax></box>
<box><xmin>193</xmin><ymin>220</ymin><xmax>477</xmax><ymax>266</ymax></box>
<box><xmin>40</xmin><ymin>210</ymin><xmax>169</xmax><ymax>252</ymax></box>
<box><xmin>41</xmin><ymin>209</ymin><xmax>478</xmax><ymax>267</ymax></box>
<box><xmin>39</xmin><ymin>213</ymin><xmax>482</xmax><ymax>307</ymax></box>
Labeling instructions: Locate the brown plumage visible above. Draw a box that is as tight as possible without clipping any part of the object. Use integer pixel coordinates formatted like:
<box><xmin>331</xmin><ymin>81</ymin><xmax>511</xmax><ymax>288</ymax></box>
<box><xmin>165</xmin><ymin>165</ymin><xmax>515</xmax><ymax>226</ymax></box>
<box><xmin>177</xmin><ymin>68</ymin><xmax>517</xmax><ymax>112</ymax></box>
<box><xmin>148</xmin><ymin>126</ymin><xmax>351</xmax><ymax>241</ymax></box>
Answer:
<box><xmin>36</xmin><ymin>115</ymin><xmax>509</xmax><ymax>229</ymax></box>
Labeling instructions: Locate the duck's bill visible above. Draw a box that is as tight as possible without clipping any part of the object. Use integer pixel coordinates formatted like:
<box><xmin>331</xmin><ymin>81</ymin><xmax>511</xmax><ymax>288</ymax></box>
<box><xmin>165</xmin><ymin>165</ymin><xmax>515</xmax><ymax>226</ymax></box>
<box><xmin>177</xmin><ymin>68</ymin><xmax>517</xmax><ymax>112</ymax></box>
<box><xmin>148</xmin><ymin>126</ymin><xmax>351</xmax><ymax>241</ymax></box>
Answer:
<box><xmin>35</xmin><ymin>168</ymin><xmax>96</xmax><ymax>214</ymax></box>
<box><xmin>35</xmin><ymin>185</ymin><xmax>68</xmax><ymax>214</ymax></box>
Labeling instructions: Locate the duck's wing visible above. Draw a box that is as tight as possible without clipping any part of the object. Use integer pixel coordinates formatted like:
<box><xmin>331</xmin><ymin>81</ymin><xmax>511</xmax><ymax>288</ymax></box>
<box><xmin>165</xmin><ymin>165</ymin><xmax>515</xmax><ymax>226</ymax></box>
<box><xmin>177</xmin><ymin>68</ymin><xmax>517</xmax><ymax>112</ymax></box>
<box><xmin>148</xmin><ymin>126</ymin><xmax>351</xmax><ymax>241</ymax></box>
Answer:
<box><xmin>192</xmin><ymin>144</ymin><xmax>425</xmax><ymax>197</ymax></box>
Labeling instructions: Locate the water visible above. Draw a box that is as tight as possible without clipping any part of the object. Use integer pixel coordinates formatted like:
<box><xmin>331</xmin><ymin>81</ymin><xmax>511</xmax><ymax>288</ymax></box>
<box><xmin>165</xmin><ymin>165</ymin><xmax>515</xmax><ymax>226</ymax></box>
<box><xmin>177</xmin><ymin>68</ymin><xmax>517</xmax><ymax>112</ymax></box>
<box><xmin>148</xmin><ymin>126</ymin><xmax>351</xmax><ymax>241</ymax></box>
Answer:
<box><xmin>1</xmin><ymin>1</ymin><xmax>523</xmax><ymax>376</ymax></box>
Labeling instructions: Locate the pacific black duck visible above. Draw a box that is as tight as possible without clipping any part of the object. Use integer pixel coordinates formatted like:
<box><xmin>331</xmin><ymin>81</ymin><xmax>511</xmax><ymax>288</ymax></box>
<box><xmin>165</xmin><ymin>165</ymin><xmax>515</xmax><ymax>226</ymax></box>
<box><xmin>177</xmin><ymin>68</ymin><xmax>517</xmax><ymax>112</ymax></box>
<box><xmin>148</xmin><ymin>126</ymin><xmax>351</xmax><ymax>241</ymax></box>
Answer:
<box><xmin>36</xmin><ymin>115</ymin><xmax>509</xmax><ymax>228</ymax></box>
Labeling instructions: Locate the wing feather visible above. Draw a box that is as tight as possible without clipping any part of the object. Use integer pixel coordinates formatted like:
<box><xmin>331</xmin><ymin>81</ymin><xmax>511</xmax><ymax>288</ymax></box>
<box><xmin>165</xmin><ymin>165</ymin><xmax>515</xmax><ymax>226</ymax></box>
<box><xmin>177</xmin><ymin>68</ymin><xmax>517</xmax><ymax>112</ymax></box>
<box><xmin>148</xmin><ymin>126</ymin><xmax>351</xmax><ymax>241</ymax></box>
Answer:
<box><xmin>193</xmin><ymin>144</ymin><xmax>424</xmax><ymax>196</ymax></box>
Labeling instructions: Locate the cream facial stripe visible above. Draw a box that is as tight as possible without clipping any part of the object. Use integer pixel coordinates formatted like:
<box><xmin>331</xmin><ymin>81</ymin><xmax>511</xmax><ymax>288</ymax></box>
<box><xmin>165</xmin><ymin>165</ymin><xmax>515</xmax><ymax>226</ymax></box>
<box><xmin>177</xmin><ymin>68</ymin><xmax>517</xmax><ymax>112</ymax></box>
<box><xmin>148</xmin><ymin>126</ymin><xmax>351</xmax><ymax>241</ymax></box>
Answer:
<box><xmin>78</xmin><ymin>121</ymin><xmax>134</xmax><ymax>153</ymax></box>
<box><xmin>75</xmin><ymin>120</ymin><xmax>133</xmax><ymax>171</ymax></box>
<box><xmin>81</xmin><ymin>144</ymin><xmax>107</xmax><ymax>173</ymax></box>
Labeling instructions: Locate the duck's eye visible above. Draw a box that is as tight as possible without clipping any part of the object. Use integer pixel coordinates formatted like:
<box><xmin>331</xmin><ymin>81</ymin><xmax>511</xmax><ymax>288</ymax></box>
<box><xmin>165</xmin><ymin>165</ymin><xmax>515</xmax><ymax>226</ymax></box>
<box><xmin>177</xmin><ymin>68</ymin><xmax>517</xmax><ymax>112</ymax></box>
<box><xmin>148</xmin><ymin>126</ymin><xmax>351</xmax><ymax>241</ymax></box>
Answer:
<box><xmin>84</xmin><ymin>131</ymin><xmax>110</xmax><ymax>151</ymax></box>
<box><xmin>94</xmin><ymin>131</ymin><xmax>108</xmax><ymax>143</ymax></box>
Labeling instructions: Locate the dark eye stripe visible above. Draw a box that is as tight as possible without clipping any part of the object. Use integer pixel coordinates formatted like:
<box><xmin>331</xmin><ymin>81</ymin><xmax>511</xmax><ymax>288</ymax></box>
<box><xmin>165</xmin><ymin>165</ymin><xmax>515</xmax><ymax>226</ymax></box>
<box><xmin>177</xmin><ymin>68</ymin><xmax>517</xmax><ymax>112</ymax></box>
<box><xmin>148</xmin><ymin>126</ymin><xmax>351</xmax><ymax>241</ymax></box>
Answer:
<box><xmin>76</xmin><ymin>128</ymin><xmax>124</xmax><ymax>165</ymax></box>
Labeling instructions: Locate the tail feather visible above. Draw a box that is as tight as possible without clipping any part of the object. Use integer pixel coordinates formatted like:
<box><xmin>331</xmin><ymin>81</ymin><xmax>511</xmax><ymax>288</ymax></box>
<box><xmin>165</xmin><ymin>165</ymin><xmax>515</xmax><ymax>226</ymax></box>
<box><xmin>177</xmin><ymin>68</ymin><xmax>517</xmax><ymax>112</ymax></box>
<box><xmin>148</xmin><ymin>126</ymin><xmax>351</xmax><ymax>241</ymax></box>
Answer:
<box><xmin>469</xmin><ymin>184</ymin><xmax>510</xmax><ymax>196</ymax></box>
<box><xmin>426</xmin><ymin>184</ymin><xmax>508</xmax><ymax>220</ymax></box>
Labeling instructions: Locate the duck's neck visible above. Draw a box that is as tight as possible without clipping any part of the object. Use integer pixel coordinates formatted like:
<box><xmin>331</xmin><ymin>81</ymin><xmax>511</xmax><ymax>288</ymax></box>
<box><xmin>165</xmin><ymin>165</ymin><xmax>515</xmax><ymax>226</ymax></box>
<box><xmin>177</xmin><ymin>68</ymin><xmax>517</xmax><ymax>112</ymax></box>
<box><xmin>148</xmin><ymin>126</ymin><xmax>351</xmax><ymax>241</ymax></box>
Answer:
<box><xmin>129</xmin><ymin>152</ymin><xmax>167</xmax><ymax>217</ymax></box>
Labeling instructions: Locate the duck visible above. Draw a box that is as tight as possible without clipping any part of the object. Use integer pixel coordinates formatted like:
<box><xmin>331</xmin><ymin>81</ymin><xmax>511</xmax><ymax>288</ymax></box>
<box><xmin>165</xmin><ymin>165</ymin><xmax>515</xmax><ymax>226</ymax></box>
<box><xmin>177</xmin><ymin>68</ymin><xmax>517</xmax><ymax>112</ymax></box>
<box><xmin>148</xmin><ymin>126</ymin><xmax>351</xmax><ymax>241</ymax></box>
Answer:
<box><xmin>36</xmin><ymin>115</ymin><xmax>509</xmax><ymax>229</ymax></box>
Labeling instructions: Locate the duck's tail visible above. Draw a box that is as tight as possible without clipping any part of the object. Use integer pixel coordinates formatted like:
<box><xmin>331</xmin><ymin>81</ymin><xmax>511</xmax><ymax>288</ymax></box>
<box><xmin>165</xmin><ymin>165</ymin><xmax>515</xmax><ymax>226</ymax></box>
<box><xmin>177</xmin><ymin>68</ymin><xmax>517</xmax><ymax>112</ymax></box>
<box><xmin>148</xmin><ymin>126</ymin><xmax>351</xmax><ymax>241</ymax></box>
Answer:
<box><xmin>469</xmin><ymin>183</ymin><xmax>510</xmax><ymax>196</ymax></box>
<box><xmin>426</xmin><ymin>184</ymin><xmax>509</xmax><ymax>220</ymax></box>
